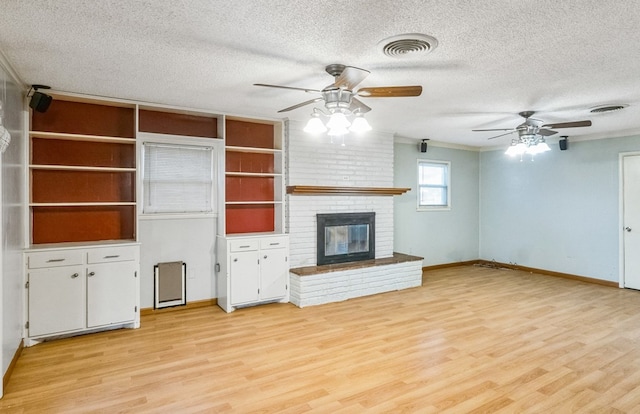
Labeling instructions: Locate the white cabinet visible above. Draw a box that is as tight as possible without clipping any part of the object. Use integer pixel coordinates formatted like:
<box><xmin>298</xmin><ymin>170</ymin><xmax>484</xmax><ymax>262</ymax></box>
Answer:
<box><xmin>28</xmin><ymin>265</ymin><xmax>86</xmax><ymax>337</ymax></box>
<box><xmin>25</xmin><ymin>243</ymin><xmax>140</xmax><ymax>344</ymax></box>
<box><xmin>217</xmin><ymin>234</ymin><xmax>289</xmax><ymax>312</ymax></box>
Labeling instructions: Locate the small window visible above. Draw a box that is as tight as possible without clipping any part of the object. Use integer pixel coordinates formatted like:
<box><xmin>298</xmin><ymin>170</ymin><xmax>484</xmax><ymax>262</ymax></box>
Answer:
<box><xmin>142</xmin><ymin>142</ymin><xmax>216</xmax><ymax>214</ymax></box>
<box><xmin>417</xmin><ymin>160</ymin><xmax>450</xmax><ymax>210</ymax></box>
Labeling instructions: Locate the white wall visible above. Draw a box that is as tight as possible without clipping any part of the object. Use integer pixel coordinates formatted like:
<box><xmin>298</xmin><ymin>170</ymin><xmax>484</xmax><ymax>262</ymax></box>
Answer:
<box><xmin>286</xmin><ymin>120</ymin><xmax>396</xmax><ymax>267</ymax></box>
<box><xmin>138</xmin><ymin>217</ymin><xmax>216</xmax><ymax>309</ymax></box>
<box><xmin>393</xmin><ymin>142</ymin><xmax>480</xmax><ymax>265</ymax></box>
<box><xmin>480</xmin><ymin>135</ymin><xmax>640</xmax><ymax>281</ymax></box>
<box><xmin>1</xmin><ymin>59</ymin><xmax>26</xmax><ymax>396</ymax></box>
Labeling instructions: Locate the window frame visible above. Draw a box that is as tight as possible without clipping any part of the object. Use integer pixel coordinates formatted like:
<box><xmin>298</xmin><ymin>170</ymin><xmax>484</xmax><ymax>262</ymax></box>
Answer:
<box><xmin>416</xmin><ymin>159</ymin><xmax>451</xmax><ymax>211</ymax></box>
<box><xmin>139</xmin><ymin>133</ymin><xmax>222</xmax><ymax>219</ymax></box>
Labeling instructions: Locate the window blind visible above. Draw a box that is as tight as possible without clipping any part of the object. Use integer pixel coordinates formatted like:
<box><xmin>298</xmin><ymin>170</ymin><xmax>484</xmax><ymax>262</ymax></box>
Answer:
<box><xmin>143</xmin><ymin>143</ymin><xmax>215</xmax><ymax>214</ymax></box>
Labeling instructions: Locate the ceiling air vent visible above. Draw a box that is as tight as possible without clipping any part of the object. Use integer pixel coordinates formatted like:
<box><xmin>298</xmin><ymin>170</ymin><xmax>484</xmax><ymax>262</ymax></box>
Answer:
<box><xmin>378</xmin><ymin>33</ymin><xmax>438</xmax><ymax>58</ymax></box>
<box><xmin>590</xmin><ymin>104</ymin><xmax>627</xmax><ymax>113</ymax></box>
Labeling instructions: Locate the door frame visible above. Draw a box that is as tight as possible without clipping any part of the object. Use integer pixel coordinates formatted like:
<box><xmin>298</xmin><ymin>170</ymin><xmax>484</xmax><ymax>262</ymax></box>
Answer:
<box><xmin>618</xmin><ymin>151</ymin><xmax>640</xmax><ymax>288</ymax></box>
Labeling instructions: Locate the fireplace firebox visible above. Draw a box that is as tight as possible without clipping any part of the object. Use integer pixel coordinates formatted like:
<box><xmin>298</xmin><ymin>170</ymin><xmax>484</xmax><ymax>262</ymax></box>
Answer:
<box><xmin>317</xmin><ymin>212</ymin><xmax>375</xmax><ymax>265</ymax></box>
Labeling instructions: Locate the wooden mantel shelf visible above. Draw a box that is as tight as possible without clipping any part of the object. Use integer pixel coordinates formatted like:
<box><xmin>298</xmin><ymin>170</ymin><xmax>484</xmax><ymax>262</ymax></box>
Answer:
<box><xmin>286</xmin><ymin>185</ymin><xmax>411</xmax><ymax>196</ymax></box>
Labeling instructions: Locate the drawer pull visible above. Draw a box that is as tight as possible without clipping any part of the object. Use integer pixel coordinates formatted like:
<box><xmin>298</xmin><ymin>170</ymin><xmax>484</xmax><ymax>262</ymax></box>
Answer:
<box><xmin>88</xmin><ymin>271</ymin><xmax>96</xmax><ymax>277</ymax></box>
<box><xmin>269</xmin><ymin>243</ymin><xmax>280</xmax><ymax>246</ymax></box>
<box><xmin>46</xmin><ymin>258</ymin><xmax>66</xmax><ymax>263</ymax></box>
<box><xmin>239</xmin><ymin>245</ymin><xmax>251</xmax><ymax>248</ymax></box>
<box><xmin>103</xmin><ymin>255</ymin><xmax>120</xmax><ymax>259</ymax></box>
<box><xmin>71</xmin><ymin>273</ymin><xmax>79</xmax><ymax>279</ymax></box>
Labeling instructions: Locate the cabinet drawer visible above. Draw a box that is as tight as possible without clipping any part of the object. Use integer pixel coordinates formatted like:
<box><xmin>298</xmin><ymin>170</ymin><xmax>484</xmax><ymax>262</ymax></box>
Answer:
<box><xmin>87</xmin><ymin>246</ymin><xmax>137</xmax><ymax>264</ymax></box>
<box><xmin>28</xmin><ymin>250</ymin><xmax>84</xmax><ymax>269</ymax></box>
<box><xmin>229</xmin><ymin>239</ymin><xmax>259</xmax><ymax>252</ymax></box>
<box><xmin>260</xmin><ymin>236</ymin><xmax>288</xmax><ymax>250</ymax></box>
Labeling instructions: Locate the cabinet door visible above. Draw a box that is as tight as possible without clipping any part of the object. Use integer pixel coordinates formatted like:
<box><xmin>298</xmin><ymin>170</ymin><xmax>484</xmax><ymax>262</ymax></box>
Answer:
<box><xmin>87</xmin><ymin>262</ymin><xmax>136</xmax><ymax>327</ymax></box>
<box><xmin>28</xmin><ymin>266</ymin><xmax>86</xmax><ymax>337</ymax></box>
<box><xmin>230</xmin><ymin>250</ymin><xmax>260</xmax><ymax>305</ymax></box>
<box><xmin>260</xmin><ymin>248</ymin><xmax>288</xmax><ymax>300</ymax></box>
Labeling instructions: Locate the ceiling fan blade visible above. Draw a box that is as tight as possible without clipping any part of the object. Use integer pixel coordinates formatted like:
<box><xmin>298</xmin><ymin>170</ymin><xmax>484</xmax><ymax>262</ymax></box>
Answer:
<box><xmin>542</xmin><ymin>120</ymin><xmax>592</xmax><ymax>129</ymax></box>
<box><xmin>487</xmin><ymin>130</ymin><xmax>518</xmax><ymax>140</ymax></box>
<box><xmin>537</xmin><ymin>128</ymin><xmax>558</xmax><ymax>136</ymax></box>
<box><xmin>254</xmin><ymin>83</ymin><xmax>322</xmax><ymax>93</ymax></box>
<box><xmin>350</xmin><ymin>97</ymin><xmax>372</xmax><ymax>114</ymax></box>
<box><xmin>357</xmin><ymin>86</ymin><xmax>422</xmax><ymax>98</ymax></box>
<box><xmin>333</xmin><ymin>66</ymin><xmax>370</xmax><ymax>90</ymax></box>
<box><xmin>277</xmin><ymin>98</ymin><xmax>324</xmax><ymax>113</ymax></box>
<box><xmin>472</xmin><ymin>128</ymin><xmax>515</xmax><ymax>132</ymax></box>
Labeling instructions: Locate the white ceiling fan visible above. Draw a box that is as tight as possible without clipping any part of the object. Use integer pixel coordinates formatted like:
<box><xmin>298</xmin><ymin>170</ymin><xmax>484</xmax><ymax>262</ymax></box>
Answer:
<box><xmin>473</xmin><ymin>110</ymin><xmax>592</xmax><ymax>141</ymax></box>
<box><xmin>254</xmin><ymin>63</ymin><xmax>422</xmax><ymax>114</ymax></box>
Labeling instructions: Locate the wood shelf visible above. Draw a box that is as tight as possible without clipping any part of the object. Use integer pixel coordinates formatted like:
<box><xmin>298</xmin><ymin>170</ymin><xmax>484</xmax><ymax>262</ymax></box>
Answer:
<box><xmin>225</xmin><ymin>201</ymin><xmax>283</xmax><ymax>205</ymax></box>
<box><xmin>30</xmin><ymin>202</ymin><xmax>137</xmax><ymax>207</ymax></box>
<box><xmin>286</xmin><ymin>186</ymin><xmax>411</xmax><ymax>196</ymax></box>
<box><xmin>225</xmin><ymin>172</ymin><xmax>281</xmax><ymax>178</ymax></box>
<box><xmin>30</xmin><ymin>165</ymin><xmax>136</xmax><ymax>172</ymax></box>
<box><xmin>225</xmin><ymin>146</ymin><xmax>281</xmax><ymax>154</ymax></box>
<box><xmin>29</xmin><ymin>131</ymin><xmax>136</xmax><ymax>144</ymax></box>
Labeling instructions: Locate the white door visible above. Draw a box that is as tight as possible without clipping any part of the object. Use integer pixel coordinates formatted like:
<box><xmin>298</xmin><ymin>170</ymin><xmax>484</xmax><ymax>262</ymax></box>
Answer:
<box><xmin>623</xmin><ymin>155</ymin><xmax>640</xmax><ymax>289</ymax></box>
<box><xmin>260</xmin><ymin>248</ymin><xmax>288</xmax><ymax>300</ymax></box>
<box><xmin>87</xmin><ymin>262</ymin><xmax>136</xmax><ymax>327</ymax></box>
<box><xmin>230</xmin><ymin>251</ymin><xmax>260</xmax><ymax>305</ymax></box>
<box><xmin>28</xmin><ymin>266</ymin><xmax>86</xmax><ymax>336</ymax></box>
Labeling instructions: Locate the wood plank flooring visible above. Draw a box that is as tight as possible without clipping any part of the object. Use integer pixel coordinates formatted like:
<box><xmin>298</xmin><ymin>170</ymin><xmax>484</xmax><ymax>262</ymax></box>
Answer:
<box><xmin>2</xmin><ymin>265</ymin><xmax>640</xmax><ymax>413</ymax></box>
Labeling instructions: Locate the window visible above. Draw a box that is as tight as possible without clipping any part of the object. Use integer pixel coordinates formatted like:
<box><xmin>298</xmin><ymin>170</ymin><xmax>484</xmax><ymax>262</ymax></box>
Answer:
<box><xmin>417</xmin><ymin>160</ymin><xmax>450</xmax><ymax>210</ymax></box>
<box><xmin>142</xmin><ymin>142</ymin><xmax>217</xmax><ymax>214</ymax></box>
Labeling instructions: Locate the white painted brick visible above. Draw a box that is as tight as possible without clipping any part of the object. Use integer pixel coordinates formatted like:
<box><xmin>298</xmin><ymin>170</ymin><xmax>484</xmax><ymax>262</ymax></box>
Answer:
<box><xmin>289</xmin><ymin>260</ymin><xmax>422</xmax><ymax>308</ymax></box>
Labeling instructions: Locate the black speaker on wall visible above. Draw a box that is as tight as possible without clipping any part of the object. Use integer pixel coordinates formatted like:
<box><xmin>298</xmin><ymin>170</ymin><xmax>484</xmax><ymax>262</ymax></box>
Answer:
<box><xmin>419</xmin><ymin>139</ymin><xmax>429</xmax><ymax>153</ymax></box>
<box><xmin>559</xmin><ymin>136</ymin><xmax>569</xmax><ymax>151</ymax></box>
<box><xmin>29</xmin><ymin>91</ymin><xmax>53</xmax><ymax>113</ymax></box>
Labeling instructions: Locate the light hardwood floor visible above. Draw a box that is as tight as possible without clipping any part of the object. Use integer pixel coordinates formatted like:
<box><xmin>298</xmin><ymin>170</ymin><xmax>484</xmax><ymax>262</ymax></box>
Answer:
<box><xmin>3</xmin><ymin>265</ymin><xmax>640</xmax><ymax>413</ymax></box>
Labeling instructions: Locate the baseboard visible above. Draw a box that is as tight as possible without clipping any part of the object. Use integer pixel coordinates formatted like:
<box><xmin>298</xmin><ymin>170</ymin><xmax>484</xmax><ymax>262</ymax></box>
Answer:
<box><xmin>140</xmin><ymin>298</ymin><xmax>217</xmax><ymax>316</ymax></box>
<box><xmin>473</xmin><ymin>260</ymin><xmax>619</xmax><ymax>288</ymax></box>
<box><xmin>3</xmin><ymin>339</ymin><xmax>24</xmax><ymax>391</ymax></box>
<box><xmin>422</xmin><ymin>260</ymin><xmax>480</xmax><ymax>272</ymax></box>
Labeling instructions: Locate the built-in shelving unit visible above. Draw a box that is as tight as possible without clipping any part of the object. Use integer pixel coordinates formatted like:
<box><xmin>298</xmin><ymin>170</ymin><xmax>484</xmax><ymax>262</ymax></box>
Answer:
<box><xmin>223</xmin><ymin>117</ymin><xmax>284</xmax><ymax>235</ymax></box>
<box><xmin>30</xmin><ymin>99</ymin><xmax>137</xmax><ymax>244</ymax></box>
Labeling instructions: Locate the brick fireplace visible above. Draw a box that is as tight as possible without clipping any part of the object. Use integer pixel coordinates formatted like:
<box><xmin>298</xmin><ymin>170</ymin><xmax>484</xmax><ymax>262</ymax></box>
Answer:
<box><xmin>285</xmin><ymin>121</ymin><xmax>423</xmax><ymax>307</ymax></box>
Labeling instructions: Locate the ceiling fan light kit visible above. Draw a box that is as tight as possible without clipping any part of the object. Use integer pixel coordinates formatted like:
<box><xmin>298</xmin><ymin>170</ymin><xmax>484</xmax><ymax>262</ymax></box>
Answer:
<box><xmin>256</xmin><ymin>63</ymin><xmax>422</xmax><ymax>141</ymax></box>
<box><xmin>505</xmin><ymin>136</ymin><xmax>551</xmax><ymax>157</ymax></box>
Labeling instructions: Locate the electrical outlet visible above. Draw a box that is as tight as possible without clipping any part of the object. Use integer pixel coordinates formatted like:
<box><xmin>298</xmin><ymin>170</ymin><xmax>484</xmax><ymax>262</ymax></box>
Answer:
<box><xmin>343</xmin><ymin>175</ymin><xmax>349</xmax><ymax>180</ymax></box>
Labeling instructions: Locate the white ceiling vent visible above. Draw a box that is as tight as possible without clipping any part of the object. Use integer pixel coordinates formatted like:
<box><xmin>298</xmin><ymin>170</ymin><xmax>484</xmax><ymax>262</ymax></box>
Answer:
<box><xmin>378</xmin><ymin>33</ymin><xmax>438</xmax><ymax>58</ymax></box>
<box><xmin>589</xmin><ymin>104</ymin><xmax>627</xmax><ymax>114</ymax></box>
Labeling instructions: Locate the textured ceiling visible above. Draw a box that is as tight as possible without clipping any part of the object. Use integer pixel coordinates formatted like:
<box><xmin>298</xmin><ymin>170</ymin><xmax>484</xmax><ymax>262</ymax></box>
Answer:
<box><xmin>2</xmin><ymin>0</ymin><xmax>640</xmax><ymax>147</ymax></box>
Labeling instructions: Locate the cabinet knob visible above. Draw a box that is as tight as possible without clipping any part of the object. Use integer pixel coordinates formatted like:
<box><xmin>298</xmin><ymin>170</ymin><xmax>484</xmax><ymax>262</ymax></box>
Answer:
<box><xmin>233</xmin><ymin>258</ymin><xmax>238</xmax><ymax>262</ymax></box>
<box><xmin>71</xmin><ymin>273</ymin><xmax>79</xmax><ymax>279</ymax></box>
<box><xmin>264</xmin><ymin>255</ymin><xmax>268</xmax><ymax>259</ymax></box>
<box><xmin>88</xmin><ymin>271</ymin><xmax>96</xmax><ymax>277</ymax></box>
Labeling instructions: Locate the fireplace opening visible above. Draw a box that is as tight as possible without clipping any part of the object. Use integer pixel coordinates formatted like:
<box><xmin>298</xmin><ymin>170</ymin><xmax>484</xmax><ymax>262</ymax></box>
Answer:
<box><xmin>317</xmin><ymin>212</ymin><xmax>375</xmax><ymax>265</ymax></box>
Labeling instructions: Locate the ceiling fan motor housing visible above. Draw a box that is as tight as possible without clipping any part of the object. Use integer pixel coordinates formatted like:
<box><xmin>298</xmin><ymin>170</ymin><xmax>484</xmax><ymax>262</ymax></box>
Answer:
<box><xmin>323</xmin><ymin>88</ymin><xmax>353</xmax><ymax>111</ymax></box>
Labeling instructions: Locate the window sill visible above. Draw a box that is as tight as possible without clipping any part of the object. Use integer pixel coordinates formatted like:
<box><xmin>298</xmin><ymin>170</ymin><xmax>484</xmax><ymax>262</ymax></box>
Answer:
<box><xmin>417</xmin><ymin>206</ymin><xmax>451</xmax><ymax>212</ymax></box>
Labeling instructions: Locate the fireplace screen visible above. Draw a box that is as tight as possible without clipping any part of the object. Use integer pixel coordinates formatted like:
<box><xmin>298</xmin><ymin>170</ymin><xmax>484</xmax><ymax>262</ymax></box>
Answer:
<box><xmin>317</xmin><ymin>212</ymin><xmax>375</xmax><ymax>265</ymax></box>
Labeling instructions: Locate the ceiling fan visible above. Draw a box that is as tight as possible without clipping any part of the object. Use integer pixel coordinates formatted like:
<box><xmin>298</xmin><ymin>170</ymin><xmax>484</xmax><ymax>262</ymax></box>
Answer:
<box><xmin>473</xmin><ymin>111</ymin><xmax>592</xmax><ymax>140</ymax></box>
<box><xmin>254</xmin><ymin>63</ymin><xmax>422</xmax><ymax>114</ymax></box>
